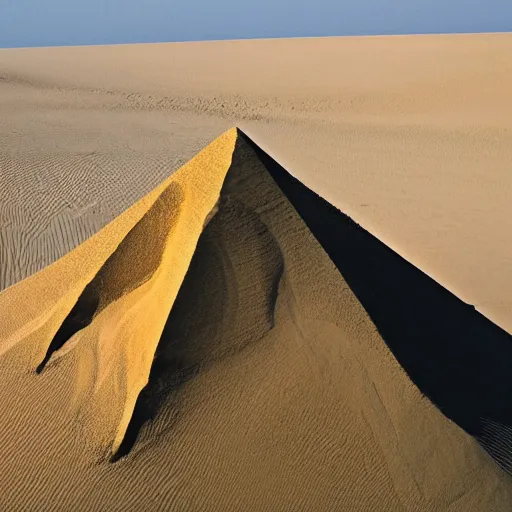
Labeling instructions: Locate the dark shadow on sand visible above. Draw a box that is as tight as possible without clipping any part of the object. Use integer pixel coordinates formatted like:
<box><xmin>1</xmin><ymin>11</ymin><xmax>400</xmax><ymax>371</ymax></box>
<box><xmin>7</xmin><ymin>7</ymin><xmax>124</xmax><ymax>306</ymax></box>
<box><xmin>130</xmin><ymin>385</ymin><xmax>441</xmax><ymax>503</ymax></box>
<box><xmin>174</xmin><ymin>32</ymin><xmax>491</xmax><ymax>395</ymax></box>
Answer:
<box><xmin>36</xmin><ymin>281</ymin><xmax>100</xmax><ymax>374</ymax></box>
<box><xmin>240</xmin><ymin>130</ymin><xmax>512</xmax><ymax>450</ymax></box>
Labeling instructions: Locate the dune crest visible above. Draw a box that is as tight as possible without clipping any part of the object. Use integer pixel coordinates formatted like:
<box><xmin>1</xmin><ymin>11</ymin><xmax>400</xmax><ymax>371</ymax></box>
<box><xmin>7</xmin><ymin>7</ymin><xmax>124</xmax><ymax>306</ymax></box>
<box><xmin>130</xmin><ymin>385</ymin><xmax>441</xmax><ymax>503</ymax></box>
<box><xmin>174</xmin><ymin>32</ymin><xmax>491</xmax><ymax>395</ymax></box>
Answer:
<box><xmin>0</xmin><ymin>128</ymin><xmax>511</xmax><ymax>509</ymax></box>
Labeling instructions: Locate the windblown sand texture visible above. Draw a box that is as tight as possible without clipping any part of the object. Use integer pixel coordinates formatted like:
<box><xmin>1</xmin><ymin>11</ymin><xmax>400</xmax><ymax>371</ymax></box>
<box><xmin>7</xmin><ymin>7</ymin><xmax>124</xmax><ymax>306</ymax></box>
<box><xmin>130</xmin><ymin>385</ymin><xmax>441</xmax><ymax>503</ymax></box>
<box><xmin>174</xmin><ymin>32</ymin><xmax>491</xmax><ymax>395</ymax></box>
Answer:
<box><xmin>1</xmin><ymin>34</ymin><xmax>512</xmax><ymax>511</ymax></box>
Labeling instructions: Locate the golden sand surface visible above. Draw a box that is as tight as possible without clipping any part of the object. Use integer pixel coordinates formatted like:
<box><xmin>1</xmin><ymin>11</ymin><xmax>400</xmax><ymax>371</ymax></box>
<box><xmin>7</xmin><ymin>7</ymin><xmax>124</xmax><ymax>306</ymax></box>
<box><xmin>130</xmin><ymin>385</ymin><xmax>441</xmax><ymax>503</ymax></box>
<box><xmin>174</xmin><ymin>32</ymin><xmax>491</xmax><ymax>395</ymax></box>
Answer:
<box><xmin>1</xmin><ymin>34</ymin><xmax>512</xmax><ymax>510</ymax></box>
<box><xmin>0</xmin><ymin>130</ymin><xmax>510</xmax><ymax>511</ymax></box>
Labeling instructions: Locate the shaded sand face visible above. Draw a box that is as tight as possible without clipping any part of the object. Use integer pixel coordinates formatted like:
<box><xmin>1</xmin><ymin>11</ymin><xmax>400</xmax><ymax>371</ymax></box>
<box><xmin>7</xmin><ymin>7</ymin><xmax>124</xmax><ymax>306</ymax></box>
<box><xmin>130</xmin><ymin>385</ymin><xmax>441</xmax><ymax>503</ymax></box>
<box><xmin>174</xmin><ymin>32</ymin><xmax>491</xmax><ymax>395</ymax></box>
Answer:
<box><xmin>0</xmin><ymin>130</ymin><xmax>511</xmax><ymax>510</ymax></box>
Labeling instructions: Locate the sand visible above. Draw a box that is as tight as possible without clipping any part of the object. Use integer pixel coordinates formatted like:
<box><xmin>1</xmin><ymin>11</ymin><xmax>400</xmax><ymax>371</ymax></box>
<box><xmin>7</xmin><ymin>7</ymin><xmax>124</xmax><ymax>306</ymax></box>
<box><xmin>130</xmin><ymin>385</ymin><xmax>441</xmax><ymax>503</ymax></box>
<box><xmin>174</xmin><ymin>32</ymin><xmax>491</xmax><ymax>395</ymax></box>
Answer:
<box><xmin>1</xmin><ymin>34</ymin><xmax>512</xmax><ymax>510</ymax></box>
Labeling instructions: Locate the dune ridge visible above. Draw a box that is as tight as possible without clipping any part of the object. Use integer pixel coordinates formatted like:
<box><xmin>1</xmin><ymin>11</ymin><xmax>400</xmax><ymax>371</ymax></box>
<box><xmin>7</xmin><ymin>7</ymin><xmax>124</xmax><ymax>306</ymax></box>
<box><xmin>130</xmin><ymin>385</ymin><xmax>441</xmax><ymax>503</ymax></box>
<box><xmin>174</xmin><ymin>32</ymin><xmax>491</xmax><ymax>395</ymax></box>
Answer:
<box><xmin>0</xmin><ymin>128</ymin><xmax>511</xmax><ymax>510</ymax></box>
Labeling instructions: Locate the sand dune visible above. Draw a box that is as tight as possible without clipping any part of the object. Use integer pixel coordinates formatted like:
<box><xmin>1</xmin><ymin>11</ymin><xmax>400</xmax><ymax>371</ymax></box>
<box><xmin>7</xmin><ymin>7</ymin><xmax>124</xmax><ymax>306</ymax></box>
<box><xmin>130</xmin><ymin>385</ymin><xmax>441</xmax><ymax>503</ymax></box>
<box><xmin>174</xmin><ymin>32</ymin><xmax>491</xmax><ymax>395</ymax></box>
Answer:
<box><xmin>1</xmin><ymin>35</ymin><xmax>512</xmax><ymax>510</ymax></box>
<box><xmin>0</xmin><ymin>129</ymin><xmax>511</xmax><ymax>510</ymax></box>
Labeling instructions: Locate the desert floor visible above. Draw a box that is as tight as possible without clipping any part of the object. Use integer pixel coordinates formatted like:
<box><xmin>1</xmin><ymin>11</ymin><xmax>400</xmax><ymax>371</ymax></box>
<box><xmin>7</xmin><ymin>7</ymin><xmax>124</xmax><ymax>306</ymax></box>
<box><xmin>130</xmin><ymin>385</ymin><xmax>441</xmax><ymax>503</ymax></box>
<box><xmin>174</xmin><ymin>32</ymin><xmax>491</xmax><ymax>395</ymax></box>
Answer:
<box><xmin>0</xmin><ymin>34</ymin><xmax>512</xmax><ymax>511</ymax></box>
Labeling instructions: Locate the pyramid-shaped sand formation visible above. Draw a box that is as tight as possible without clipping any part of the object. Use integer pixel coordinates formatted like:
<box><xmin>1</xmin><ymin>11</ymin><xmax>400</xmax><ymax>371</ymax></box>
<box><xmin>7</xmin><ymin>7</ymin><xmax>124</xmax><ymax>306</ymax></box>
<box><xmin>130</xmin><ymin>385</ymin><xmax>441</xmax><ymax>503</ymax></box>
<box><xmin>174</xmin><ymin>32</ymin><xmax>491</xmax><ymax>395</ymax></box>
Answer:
<box><xmin>1</xmin><ymin>129</ymin><xmax>512</xmax><ymax>510</ymax></box>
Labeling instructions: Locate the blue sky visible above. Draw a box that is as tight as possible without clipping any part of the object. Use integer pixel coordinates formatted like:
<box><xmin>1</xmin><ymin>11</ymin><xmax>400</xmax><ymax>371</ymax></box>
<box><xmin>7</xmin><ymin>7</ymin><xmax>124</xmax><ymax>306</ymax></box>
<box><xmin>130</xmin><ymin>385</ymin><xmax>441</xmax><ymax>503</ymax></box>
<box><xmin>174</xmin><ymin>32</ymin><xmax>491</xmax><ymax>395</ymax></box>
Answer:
<box><xmin>1</xmin><ymin>0</ymin><xmax>511</xmax><ymax>48</ymax></box>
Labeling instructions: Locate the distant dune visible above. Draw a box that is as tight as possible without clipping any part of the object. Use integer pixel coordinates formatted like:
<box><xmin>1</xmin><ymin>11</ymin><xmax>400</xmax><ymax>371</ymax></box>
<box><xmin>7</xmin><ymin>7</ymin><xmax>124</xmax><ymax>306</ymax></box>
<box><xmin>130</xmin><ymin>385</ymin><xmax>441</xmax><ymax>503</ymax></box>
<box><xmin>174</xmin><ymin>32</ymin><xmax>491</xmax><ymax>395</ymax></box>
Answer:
<box><xmin>1</xmin><ymin>34</ymin><xmax>512</xmax><ymax>510</ymax></box>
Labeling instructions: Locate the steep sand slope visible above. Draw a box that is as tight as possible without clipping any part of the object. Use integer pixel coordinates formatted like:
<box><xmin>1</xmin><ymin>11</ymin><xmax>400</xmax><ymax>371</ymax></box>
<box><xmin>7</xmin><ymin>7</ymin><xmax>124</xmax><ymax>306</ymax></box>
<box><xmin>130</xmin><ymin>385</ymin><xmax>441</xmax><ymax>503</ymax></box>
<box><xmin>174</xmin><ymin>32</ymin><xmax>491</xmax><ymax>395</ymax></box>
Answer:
<box><xmin>247</xmin><ymin>132</ymin><xmax>512</xmax><ymax>476</ymax></box>
<box><xmin>1</xmin><ymin>33</ymin><xmax>512</xmax><ymax>332</ymax></box>
<box><xmin>0</xmin><ymin>130</ymin><xmax>511</xmax><ymax>511</ymax></box>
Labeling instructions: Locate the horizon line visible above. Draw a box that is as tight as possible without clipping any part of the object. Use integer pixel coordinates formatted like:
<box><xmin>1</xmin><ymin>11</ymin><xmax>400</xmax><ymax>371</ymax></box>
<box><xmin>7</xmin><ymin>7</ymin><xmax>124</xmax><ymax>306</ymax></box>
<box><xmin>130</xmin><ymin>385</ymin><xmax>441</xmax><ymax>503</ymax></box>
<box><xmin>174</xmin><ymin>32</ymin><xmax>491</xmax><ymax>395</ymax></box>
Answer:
<box><xmin>2</xmin><ymin>30</ymin><xmax>511</xmax><ymax>51</ymax></box>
